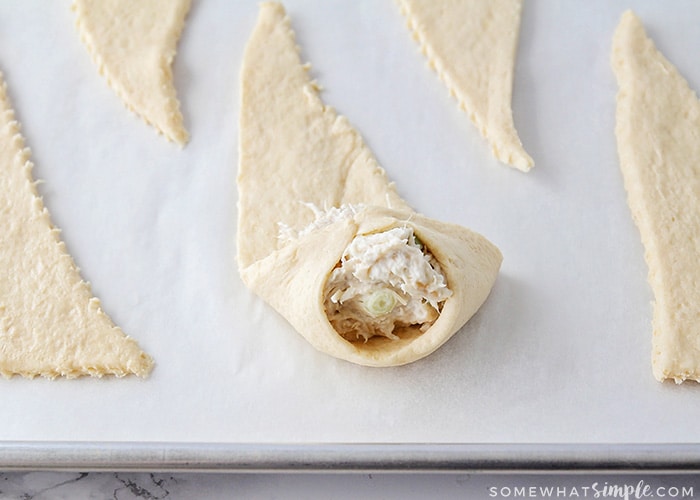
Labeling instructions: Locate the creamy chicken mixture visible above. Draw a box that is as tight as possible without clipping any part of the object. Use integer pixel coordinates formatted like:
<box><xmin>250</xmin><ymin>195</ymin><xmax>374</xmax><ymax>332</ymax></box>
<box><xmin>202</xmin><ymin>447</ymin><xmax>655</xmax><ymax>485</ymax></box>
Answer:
<box><xmin>324</xmin><ymin>226</ymin><xmax>451</xmax><ymax>342</ymax></box>
<box><xmin>279</xmin><ymin>204</ymin><xmax>452</xmax><ymax>342</ymax></box>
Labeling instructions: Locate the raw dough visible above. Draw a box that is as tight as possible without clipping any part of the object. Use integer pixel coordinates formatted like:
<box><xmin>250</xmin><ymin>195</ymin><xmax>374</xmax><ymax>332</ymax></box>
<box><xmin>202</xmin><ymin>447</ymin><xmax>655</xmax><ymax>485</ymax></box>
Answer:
<box><xmin>0</xmin><ymin>71</ymin><xmax>153</xmax><ymax>379</ymax></box>
<box><xmin>237</xmin><ymin>2</ymin><xmax>502</xmax><ymax>367</ymax></box>
<box><xmin>396</xmin><ymin>0</ymin><xmax>533</xmax><ymax>171</ymax></box>
<box><xmin>73</xmin><ymin>0</ymin><xmax>191</xmax><ymax>145</ymax></box>
<box><xmin>612</xmin><ymin>10</ymin><xmax>700</xmax><ymax>383</ymax></box>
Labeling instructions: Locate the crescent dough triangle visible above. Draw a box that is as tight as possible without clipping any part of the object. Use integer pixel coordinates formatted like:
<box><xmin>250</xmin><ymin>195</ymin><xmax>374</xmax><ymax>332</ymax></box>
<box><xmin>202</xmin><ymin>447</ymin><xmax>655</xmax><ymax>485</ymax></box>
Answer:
<box><xmin>396</xmin><ymin>0</ymin><xmax>533</xmax><ymax>171</ymax></box>
<box><xmin>72</xmin><ymin>0</ymin><xmax>191</xmax><ymax>145</ymax></box>
<box><xmin>612</xmin><ymin>11</ymin><xmax>700</xmax><ymax>383</ymax></box>
<box><xmin>237</xmin><ymin>2</ymin><xmax>502</xmax><ymax>367</ymax></box>
<box><xmin>0</xmin><ymin>72</ymin><xmax>153</xmax><ymax>379</ymax></box>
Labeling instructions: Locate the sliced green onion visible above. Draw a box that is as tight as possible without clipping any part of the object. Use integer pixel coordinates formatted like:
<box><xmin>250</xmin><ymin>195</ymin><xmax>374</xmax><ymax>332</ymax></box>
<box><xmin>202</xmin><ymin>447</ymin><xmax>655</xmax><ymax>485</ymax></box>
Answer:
<box><xmin>412</xmin><ymin>234</ymin><xmax>424</xmax><ymax>251</ymax></box>
<box><xmin>360</xmin><ymin>288</ymin><xmax>399</xmax><ymax>317</ymax></box>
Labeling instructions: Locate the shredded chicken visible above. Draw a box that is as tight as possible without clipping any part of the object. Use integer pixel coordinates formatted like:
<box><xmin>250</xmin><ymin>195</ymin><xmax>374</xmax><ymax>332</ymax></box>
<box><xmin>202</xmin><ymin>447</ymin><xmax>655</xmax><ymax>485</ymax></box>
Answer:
<box><xmin>279</xmin><ymin>204</ymin><xmax>452</xmax><ymax>342</ymax></box>
<box><xmin>324</xmin><ymin>226</ymin><xmax>451</xmax><ymax>342</ymax></box>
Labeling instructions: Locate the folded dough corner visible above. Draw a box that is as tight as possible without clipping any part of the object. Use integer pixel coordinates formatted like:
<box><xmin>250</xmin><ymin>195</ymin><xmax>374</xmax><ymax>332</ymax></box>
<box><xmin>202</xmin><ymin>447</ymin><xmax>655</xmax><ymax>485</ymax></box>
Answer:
<box><xmin>237</xmin><ymin>2</ymin><xmax>502</xmax><ymax>367</ymax></box>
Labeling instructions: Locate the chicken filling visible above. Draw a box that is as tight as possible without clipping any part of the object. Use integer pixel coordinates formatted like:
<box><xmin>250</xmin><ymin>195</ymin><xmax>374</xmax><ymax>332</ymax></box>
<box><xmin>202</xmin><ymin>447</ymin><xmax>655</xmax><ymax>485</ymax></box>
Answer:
<box><xmin>279</xmin><ymin>204</ymin><xmax>452</xmax><ymax>343</ymax></box>
<box><xmin>323</xmin><ymin>226</ymin><xmax>452</xmax><ymax>343</ymax></box>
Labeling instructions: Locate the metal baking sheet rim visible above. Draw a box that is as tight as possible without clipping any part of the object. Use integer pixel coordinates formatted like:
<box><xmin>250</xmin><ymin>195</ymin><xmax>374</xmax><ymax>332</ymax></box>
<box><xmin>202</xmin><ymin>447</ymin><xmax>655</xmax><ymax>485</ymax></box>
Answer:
<box><xmin>1</xmin><ymin>442</ymin><xmax>699</xmax><ymax>472</ymax></box>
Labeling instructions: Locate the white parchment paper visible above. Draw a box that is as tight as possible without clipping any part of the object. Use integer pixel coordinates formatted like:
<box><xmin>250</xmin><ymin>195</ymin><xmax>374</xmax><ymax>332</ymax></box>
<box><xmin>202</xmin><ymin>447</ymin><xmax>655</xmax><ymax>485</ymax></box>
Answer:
<box><xmin>1</xmin><ymin>0</ymin><xmax>699</xmax><ymax>445</ymax></box>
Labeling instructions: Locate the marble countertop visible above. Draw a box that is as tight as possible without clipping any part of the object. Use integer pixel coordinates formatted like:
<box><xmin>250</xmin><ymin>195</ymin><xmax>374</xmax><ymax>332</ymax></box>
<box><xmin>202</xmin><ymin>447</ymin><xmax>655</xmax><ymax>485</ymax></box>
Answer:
<box><xmin>1</xmin><ymin>472</ymin><xmax>699</xmax><ymax>499</ymax></box>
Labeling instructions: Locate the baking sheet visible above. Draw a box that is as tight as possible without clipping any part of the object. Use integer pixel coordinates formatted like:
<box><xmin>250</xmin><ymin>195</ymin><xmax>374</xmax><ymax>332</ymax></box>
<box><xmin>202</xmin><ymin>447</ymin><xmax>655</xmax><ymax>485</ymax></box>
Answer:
<box><xmin>2</xmin><ymin>0</ymin><xmax>700</xmax><ymax>451</ymax></box>
<box><xmin>6</xmin><ymin>443</ymin><xmax>700</xmax><ymax>472</ymax></box>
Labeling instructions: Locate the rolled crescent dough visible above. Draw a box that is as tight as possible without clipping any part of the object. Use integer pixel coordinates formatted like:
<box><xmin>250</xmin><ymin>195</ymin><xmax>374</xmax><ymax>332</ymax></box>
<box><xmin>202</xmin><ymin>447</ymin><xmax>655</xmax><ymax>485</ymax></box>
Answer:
<box><xmin>0</xmin><ymin>71</ymin><xmax>153</xmax><ymax>379</ymax></box>
<box><xmin>612</xmin><ymin>10</ymin><xmax>700</xmax><ymax>383</ymax></box>
<box><xmin>73</xmin><ymin>0</ymin><xmax>191</xmax><ymax>145</ymax></box>
<box><xmin>396</xmin><ymin>0</ymin><xmax>533</xmax><ymax>171</ymax></box>
<box><xmin>237</xmin><ymin>2</ymin><xmax>502</xmax><ymax>367</ymax></box>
